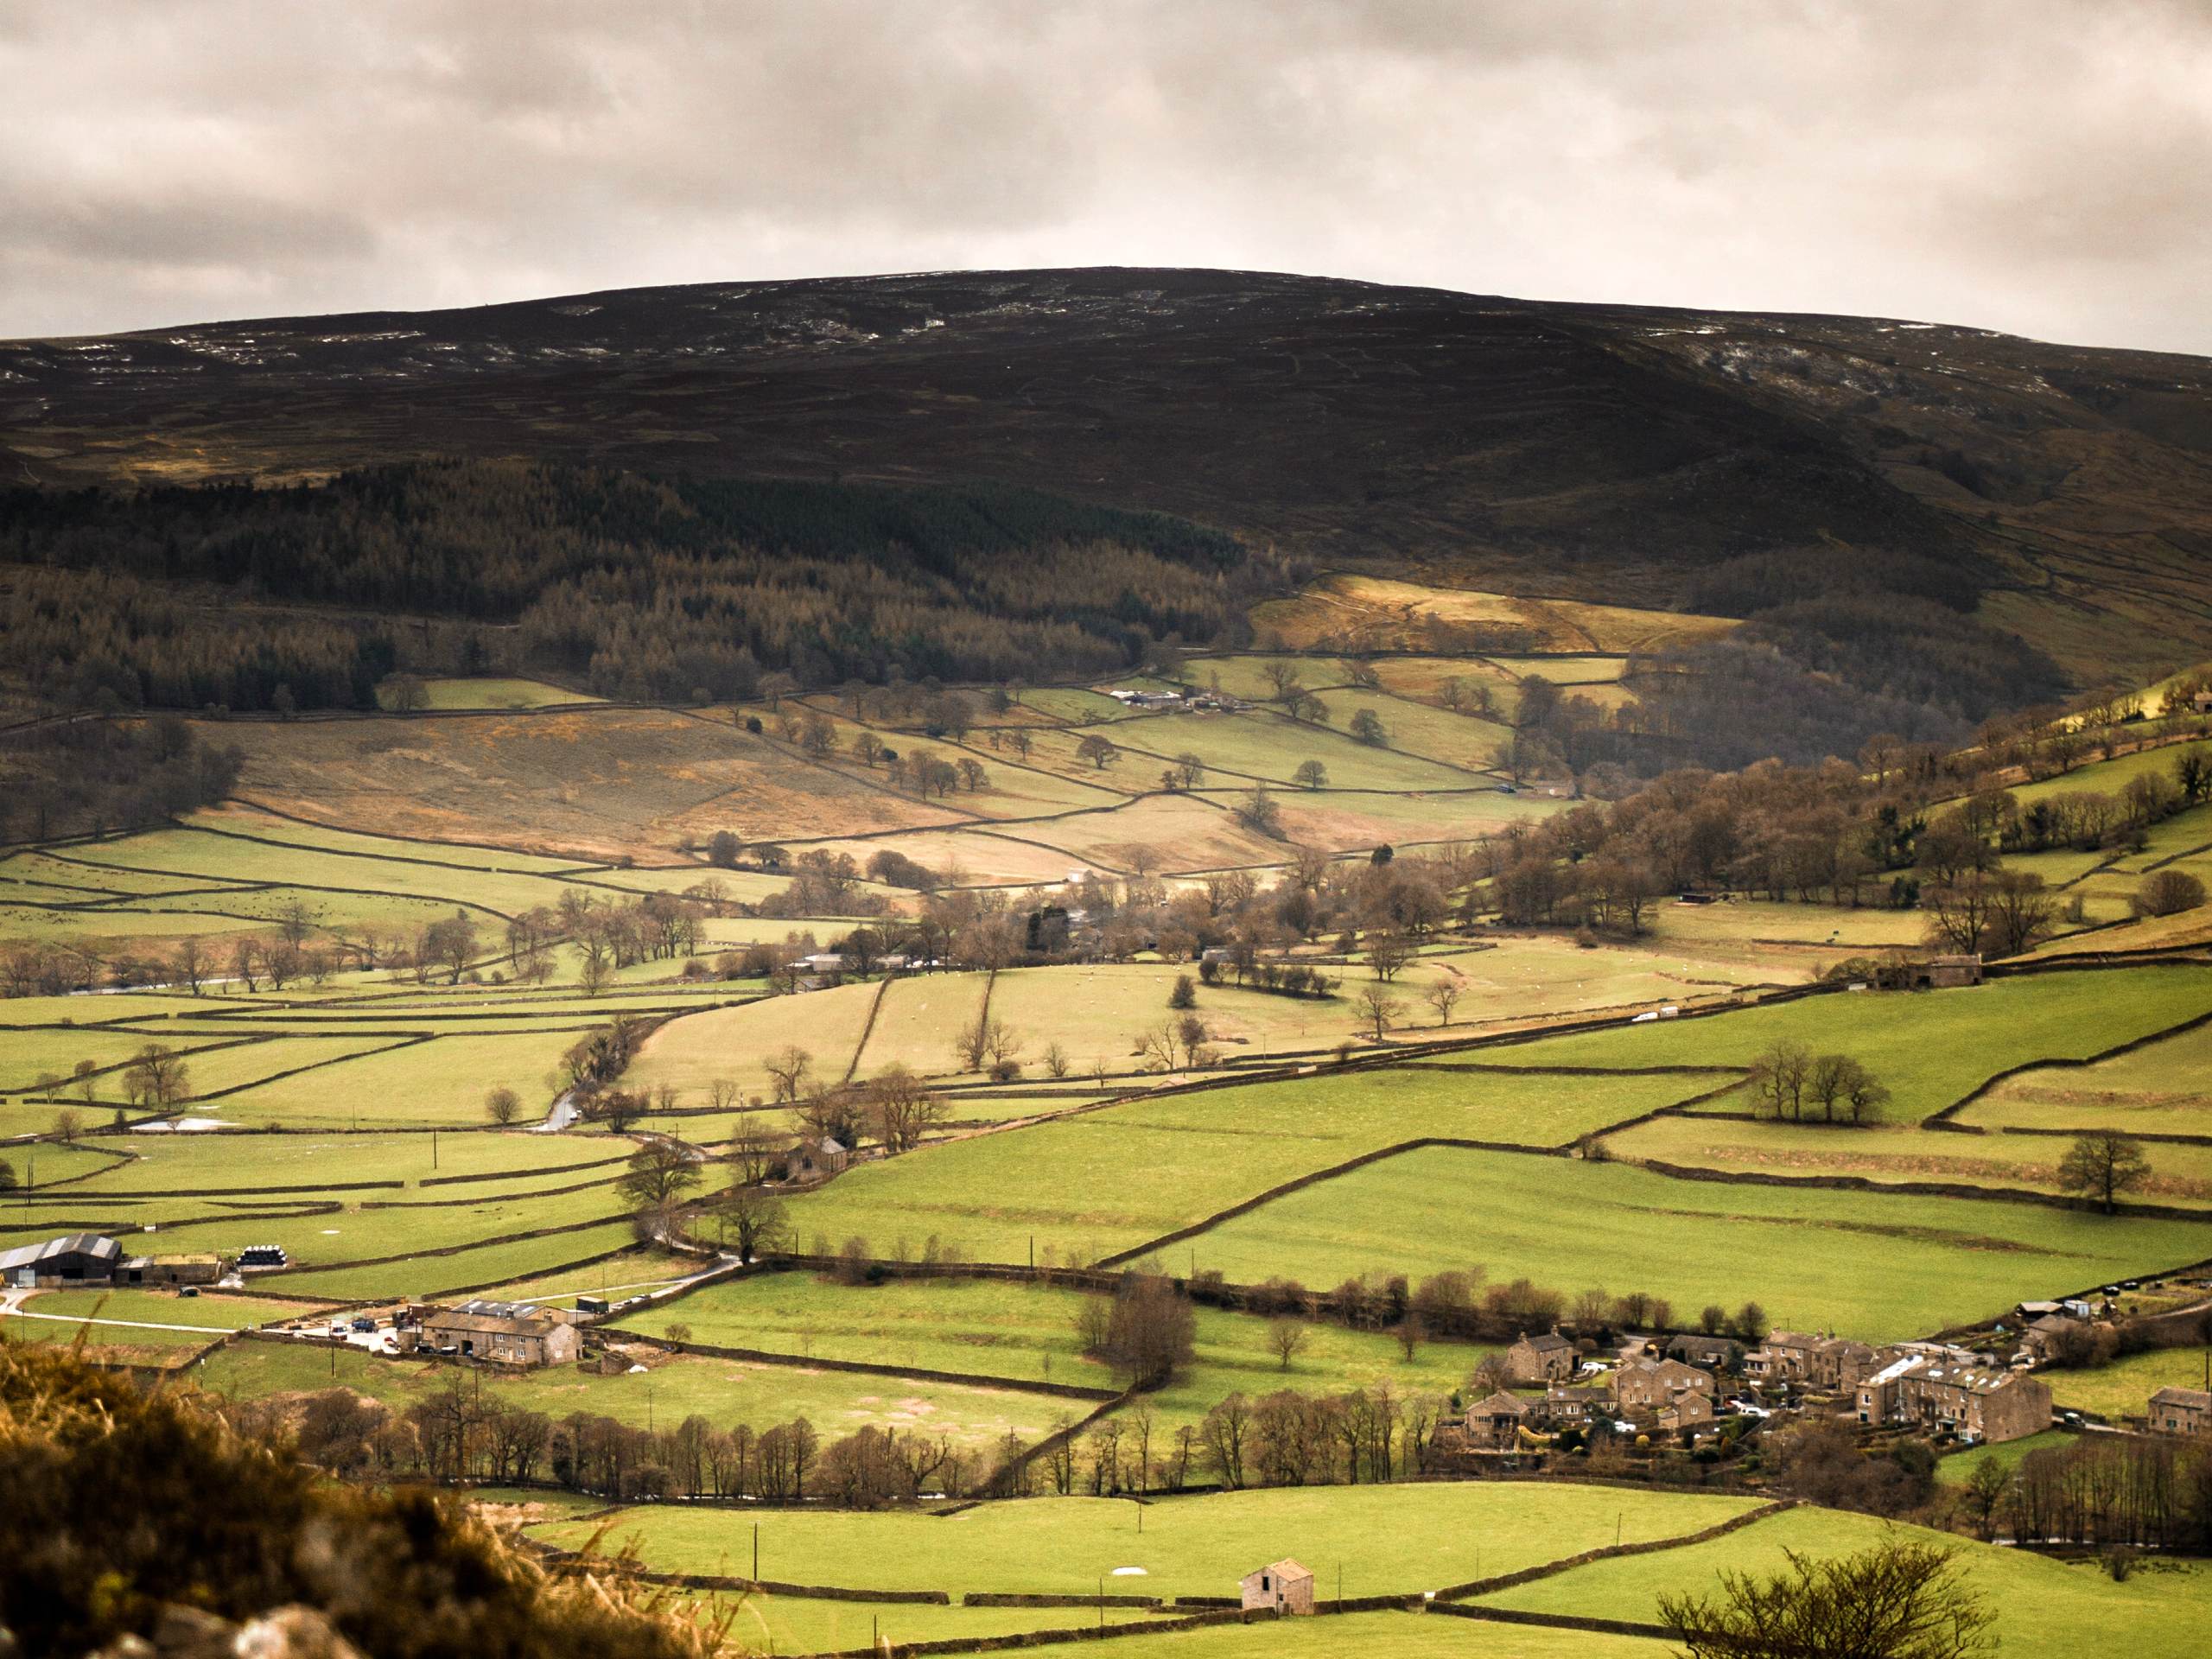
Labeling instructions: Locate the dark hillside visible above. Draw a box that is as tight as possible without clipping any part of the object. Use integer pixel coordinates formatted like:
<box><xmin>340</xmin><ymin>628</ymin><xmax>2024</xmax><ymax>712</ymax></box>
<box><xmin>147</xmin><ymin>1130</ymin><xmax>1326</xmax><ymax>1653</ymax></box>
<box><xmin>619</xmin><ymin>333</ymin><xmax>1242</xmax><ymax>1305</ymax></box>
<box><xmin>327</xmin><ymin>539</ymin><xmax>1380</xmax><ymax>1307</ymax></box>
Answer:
<box><xmin>3</xmin><ymin>266</ymin><xmax>2208</xmax><ymax>696</ymax></box>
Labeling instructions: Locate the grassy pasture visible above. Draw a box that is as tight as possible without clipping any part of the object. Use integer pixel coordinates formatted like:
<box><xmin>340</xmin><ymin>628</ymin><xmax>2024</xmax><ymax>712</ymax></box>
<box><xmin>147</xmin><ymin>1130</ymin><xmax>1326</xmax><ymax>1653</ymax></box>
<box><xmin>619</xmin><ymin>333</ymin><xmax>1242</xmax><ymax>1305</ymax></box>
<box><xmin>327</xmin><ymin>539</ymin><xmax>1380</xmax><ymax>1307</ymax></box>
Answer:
<box><xmin>853</xmin><ymin>973</ymin><xmax>991</xmax><ymax>1078</ymax></box>
<box><xmin>1476</xmin><ymin>1503</ymin><xmax>2212</xmax><ymax>1659</ymax></box>
<box><xmin>1935</xmin><ymin>1427</ymin><xmax>2078</xmax><ymax>1487</ymax></box>
<box><xmin>794</xmin><ymin>828</ymin><xmax>1096</xmax><ymax>887</ymax></box>
<box><xmin>67</xmin><ymin>1174</ymin><xmax>635</xmax><ymax>1275</ymax></box>
<box><xmin>254</xmin><ymin>1217</ymin><xmax>642</xmax><ymax>1300</ymax></box>
<box><xmin>712</xmin><ymin>1597</ymin><xmax>1154</xmax><ymax>1656</ymax></box>
<box><xmin>1398</xmin><ymin>937</ymin><xmax>1789</xmax><ymax>1033</ymax></box>
<box><xmin>642</xmin><ymin>1271</ymin><xmax>1484</xmax><ymax>1408</ymax></box>
<box><xmin>1601</xmin><ymin>1113</ymin><xmax>2212</xmax><ymax>1208</ymax></box>
<box><xmin>541</xmin><ymin>1483</ymin><xmax>1761</xmax><ymax>1600</ymax></box>
<box><xmin>1298</xmin><ymin>687</ymin><xmax>1509</xmax><ymax>770</ymax></box>
<box><xmin>202</xmin><ymin>707</ymin><xmax>966</xmax><ymax>861</ymax></box>
<box><xmin>67</xmin><ymin>1126</ymin><xmax>613</xmax><ymax>1194</ymax></box>
<box><xmin>461</xmin><ymin>1246</ymin><xmax>702</xmax><ymax>1308</ymax></box>
<box><xmin>14</xmin><ymin>1288</ymin><xmax>312</xmax><ymax>1341</ymax></box>
<box><xmin>1253</xmin><ymin>575</ymin><xmax>1734</xmax><ymax>657</ymax></box>
<box><xmin>986</xmin><ymin>963</ymin><xmax>1376</xmax><ymax>1068</ymax></box>
<box><xmin>1460</xmin><ymin>966</ymin><xmax>2212</xmax><ymax>1122</ymax></box>
<box><xmin>1964</xmin><ymin>1019</ymin><xmax>2212</xmax><ymax>1135</ymax></box>
<box><xmin>378</xmin><ymin>677</ymin><xmax>594</xmax><ymax>711</ymax></box>
<box><xmin>1018</xmin><ymin>1617</ymin><xmax>1667</xmax><ymax>1659</ymax></box>
<box><xmin>1</xmin><ymin>850</ymin><xmax>259</xmax><ymax>896</ymax></box>
<box><xmin>183</xmin><ymin>804</ymin><xmax>601</xmax><ymax>874</ymax></box>
<box><xmin>57</xmin><ymin>827</ymin><xmax>572</xmax><ymax>918</ymax></box>
<box><xmin>195</xmin><ymin>1338</ymin><xmax>1067</xmax><ymax>1453</ymax></box>
<box><xmin>1643</xmin><ymin>898</ymin><xmax>1928</xmax><ymax>950</ymax></box>
<box><xmin>626</xmin><ymin>982</ymin><xmax>880</xmax><ymax>1102</ymax></box>
<box><xmin>781</xmin><ymin>1066</ymin><xmax>1715</xmax><ymax>1267</ymax></box>
<box><xmin>202</xmin><ymin>1029</ymin><xmax>590</xmax><ymax>1126</ymax></box>
<box><xmin>1007</xmin><ymin>795</ymin><xmax>1290</xmax><ymax>877</ymax></box>
<box><xmin>1236</xmin><ymin>788</ymin><xmax>1562</xmax><ymax>854</ymax></box>
<box><xmin>1180</xmin><ymin>1144</ymin><xmax>2212</xmax><ymax>1341</ymax></box>
<box><xmin>0</xmin><ymin>1027</ymin><xmax>242</xmax><ymax>1093</ymax></box>
<box><xmin>2046</xmin><ymin>1345</ymin><xmax>2212</xmax><ymax>1420</ymax></box>
<box><xmin>2005</xmin><ymin>739</ymin><xmax>2212</xmax><ymax>809</ymax></box>
<box><xmin>1068</xmin><ymin>709</ymin><xmax>1479</xmax><ymax>794</ymax></box>
<box><xmin>54</xmin><ymin>1033</ymin><xmax>410</xmax><ymax>1107</ymax></box>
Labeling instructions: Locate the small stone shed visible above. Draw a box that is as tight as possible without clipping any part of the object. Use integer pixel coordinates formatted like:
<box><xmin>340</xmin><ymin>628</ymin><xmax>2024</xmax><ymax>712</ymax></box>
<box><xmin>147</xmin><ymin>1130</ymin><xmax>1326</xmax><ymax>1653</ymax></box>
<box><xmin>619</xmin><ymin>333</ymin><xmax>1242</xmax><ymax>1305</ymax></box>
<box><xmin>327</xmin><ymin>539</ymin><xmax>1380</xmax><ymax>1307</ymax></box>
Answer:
<box><xmin>1240</xmin><ymin>1559</ymin><xmax>1315</xmax><ymax>1616</ymax></box>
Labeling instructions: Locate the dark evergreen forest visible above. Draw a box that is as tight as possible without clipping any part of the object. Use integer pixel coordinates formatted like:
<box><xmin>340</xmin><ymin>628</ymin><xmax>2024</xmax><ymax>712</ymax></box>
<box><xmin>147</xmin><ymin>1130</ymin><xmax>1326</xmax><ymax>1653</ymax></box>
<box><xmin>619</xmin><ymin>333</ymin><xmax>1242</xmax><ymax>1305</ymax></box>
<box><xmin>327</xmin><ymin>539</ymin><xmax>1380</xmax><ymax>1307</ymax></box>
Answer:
<box><xmin>0</xmin><ymin>461</ymin><xmax>1273</xmax><ymax>711</ymax></box>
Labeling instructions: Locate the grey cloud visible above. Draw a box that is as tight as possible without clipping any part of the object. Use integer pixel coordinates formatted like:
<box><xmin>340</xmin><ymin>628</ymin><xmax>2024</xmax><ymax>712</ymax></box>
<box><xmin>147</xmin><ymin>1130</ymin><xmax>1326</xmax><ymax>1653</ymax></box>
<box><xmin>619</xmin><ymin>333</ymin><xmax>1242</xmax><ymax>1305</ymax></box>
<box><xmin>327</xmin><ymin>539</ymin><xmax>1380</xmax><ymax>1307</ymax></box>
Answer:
<box><xmin>0</xmin><ymin>0</ymin><xmax>2206</xmax><ymax>351</ymax></box>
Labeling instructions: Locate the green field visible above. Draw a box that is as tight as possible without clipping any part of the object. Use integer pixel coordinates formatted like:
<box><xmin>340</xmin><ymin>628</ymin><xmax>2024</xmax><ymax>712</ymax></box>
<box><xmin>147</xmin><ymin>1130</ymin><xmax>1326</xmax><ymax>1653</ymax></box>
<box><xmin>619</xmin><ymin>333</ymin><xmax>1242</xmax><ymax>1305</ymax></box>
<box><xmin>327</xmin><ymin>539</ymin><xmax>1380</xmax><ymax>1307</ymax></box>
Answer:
<box><xmin>1459</xmin><ymin>966</ymin><xmax>2212</xmax><ymax>1122</ymax></box>
<box><xmin>379</xmin><ymin>677</ymin><xmax>596</xmax><ymax>711</ymax></box>
<box><xmin>1935</xmin><ymin>1427</ymin><xmax>2079</xmax><ymax>1486</ymax></box>
<box><xmin>1476</xmin><ymin>1503</ymin><xmax>2212</xmax><ymax>1659</ymax></box>
<box><xmin>2044</xmin><ymin>1345</ymin><xmax>2212</xmax><ymax>1420</ymax></box>
<box><xmin>204</xmin><ymin>1029</ymin><xmax>588</xmax><ymax>1126</ymax></box>
<box><xmin>9</xmin><ymin>1288</ymin><xmax>316</xmax><ymax>1347</ymax></box>
<box><xmin>639</xmin><ymin>1271</ymin><xmax>1485</xmax><ymax>1411</ymax></box>
<box><xmin>781</xmin><ymin>1065</ymin><xmax>1714</xmax><ymax>1268</ymax></box>
<box><xmin>1964</xmin><ymin>1019</ymin><xmax>2212</xmax><ymax>1135</ymax></box>
<box><xmin>1600</xmin><ymin>1113</ymin><xmax>2212</xmax><ymax>1209</ymax></box>
<box><xmin>536</xmin><ymin>1484</ymin><xmax>1762</xmax><ymax>1600</ymax></box>
<box><xmin>194</xmin><ymin>1339</ymin><xmax>1071</xmax><ymax>1453</ymax></box>
<box><xmin>1023</xmin><ymin>1616</ymin><xmax>1665</xmax><ymax>1659</ymax></box>
<box><xmin>1177</xmin><ymin>1144</ymin><xmax>2212</xmax><ymax>1341</ymax></box>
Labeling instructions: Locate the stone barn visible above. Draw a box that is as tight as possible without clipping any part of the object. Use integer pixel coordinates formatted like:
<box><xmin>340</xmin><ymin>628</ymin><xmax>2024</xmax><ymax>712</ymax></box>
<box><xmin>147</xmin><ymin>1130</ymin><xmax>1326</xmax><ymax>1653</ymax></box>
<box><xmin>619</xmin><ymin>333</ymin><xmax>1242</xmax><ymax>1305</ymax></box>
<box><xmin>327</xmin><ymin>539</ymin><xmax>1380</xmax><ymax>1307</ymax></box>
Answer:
<box><xmin>1241</xmin><ymin>1559</ymin><xmax>1314</xmax><ymax>1616</ymax></box>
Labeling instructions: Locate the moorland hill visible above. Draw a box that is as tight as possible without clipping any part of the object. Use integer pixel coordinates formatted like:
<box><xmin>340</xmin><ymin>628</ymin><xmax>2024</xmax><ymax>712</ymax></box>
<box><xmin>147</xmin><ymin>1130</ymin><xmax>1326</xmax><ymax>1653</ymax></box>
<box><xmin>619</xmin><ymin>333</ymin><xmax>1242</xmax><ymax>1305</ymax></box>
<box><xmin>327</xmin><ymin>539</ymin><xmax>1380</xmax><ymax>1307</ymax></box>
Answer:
<box><xmin>5</xmin><ymin>267</ymin><xmax>2211</xmax><ymax>684</ymax></box>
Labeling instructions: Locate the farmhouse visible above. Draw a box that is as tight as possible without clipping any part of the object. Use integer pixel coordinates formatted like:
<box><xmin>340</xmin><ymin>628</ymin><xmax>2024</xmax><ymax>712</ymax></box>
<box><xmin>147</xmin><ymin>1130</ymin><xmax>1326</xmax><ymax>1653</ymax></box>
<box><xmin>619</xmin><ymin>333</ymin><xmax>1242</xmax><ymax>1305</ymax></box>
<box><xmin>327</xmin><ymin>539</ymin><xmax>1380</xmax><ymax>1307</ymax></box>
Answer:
<box><xmin>1503</xmin><ymin>1329</ymin><xmax>1578</xmax><ymax>1384</ymax></box>
<box><xmin>1614</xmin><ymin>1357</ymin><xmax>1715</xmax><ymax>1411</ymax></box>
<box><xmin>1535</xmin><ymin>1384</ymin><xmax>1615</xmax><ymax>1427</ymax></box>
<box><xmin>2018</xmin><ymin>1314</ymin><xmax>2087</xmax><ymax>1363</ymax></box>
<box><xmin>420</xmin><ymin>1301</ymin><xmax>581</xmax><ymax>1367</ymax></box>
<box><xmin>2148</xmin><ymin>1387</ymin><xmax>2211</xmax><ymax>1436</ymax></box>
<box><xmin>1240</xmin><ymin>1560</ymin><xmax>1314</xmax><ymax>1616</ymax></box>
<box><xmin>1666</xmin><ymin>1334</ymin><xmax>1740</xmax><ymax>1371</ymax></box>
<box><xmin>1746</xmin><ymin>1331</ymin><xmax>1877</xmax><ymax>1393</ymax></box>
<box><xmin>1462</xmin><ymin>1390</ymin><xmax>1533</xmax><ymax>1449</ymax></box>
<box><xmin>0</xmin><ymin>1233</ymin><xmax>121</xmax><ymax>1287</ymax></box>
<box><xmin>1856</xmin><ymin>1351</ymin><xmax>2052</xmax><ymax>1444</ymax></box>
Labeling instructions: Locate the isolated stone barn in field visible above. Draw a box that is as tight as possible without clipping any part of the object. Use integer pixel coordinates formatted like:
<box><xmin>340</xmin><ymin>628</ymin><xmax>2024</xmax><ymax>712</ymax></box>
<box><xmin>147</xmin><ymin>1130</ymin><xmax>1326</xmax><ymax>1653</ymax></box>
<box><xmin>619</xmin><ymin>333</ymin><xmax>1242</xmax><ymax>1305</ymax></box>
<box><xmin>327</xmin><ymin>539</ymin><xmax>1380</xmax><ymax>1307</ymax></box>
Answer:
<box><xmin>1240</xmin><ymin>1559</ymin><xmax>1314</xmax><ymax>1616</ymax></box>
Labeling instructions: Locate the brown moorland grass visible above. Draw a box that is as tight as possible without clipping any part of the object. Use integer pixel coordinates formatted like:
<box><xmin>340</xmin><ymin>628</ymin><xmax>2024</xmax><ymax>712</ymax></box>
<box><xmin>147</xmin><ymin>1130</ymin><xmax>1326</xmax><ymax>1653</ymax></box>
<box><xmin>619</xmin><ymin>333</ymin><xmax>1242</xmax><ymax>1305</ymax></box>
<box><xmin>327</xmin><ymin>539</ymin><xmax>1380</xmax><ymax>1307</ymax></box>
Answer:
<box><xmin>199</xmin><ymin>708</ymin><xmax>965</xmax><ymax>860</ymax></box>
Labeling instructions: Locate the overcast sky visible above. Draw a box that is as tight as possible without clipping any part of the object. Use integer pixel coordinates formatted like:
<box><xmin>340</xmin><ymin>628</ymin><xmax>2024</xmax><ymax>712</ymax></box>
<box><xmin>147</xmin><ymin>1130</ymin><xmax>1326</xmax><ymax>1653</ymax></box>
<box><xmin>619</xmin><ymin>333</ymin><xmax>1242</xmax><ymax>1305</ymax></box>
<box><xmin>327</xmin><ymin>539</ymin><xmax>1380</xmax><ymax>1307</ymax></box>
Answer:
<box><xmin>4</xmin><ymin>0</ymin><xmax>2209</xmax><ymax>353</ymax></box>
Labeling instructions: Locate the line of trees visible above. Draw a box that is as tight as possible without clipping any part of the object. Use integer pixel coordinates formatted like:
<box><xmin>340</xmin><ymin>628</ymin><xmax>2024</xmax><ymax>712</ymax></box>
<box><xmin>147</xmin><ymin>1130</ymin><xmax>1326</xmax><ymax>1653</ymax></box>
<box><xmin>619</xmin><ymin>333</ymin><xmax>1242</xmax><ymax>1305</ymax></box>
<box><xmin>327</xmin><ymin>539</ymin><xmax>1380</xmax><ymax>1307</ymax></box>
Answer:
<box><xmin>274</xmin><ymin>1377</ymin><xmax>971</xmax><ymax>1509</ymax></box>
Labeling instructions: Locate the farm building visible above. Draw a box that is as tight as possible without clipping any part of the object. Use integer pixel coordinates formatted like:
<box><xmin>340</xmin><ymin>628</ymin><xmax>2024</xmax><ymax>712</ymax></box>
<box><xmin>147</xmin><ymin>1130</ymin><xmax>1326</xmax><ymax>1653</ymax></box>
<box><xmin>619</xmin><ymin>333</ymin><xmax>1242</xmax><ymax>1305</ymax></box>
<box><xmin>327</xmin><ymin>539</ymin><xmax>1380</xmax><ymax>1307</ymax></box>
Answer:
<box><xmin>1904</xmin><ymin>953</ymin><xmax>1982</xmax><ymax>989</ymax></box>
<box><xmin>1240</xmin><ymin>1560</ymin><xmax>1314</xmax><ymax>1616</ymax></box>
<box><xmin>1665</xmin><ymin>1334</ymin><xmax>1740</xmax><ymax>1371</ymax></box>
<box><xmin>2018</xmin><ymin>1315</ymin><xmax>2087</xmax><ymax>1363</ymax></box>
<box><xmin>1503</xmin><ymin>1329</ymin><xmax>1578</xmax><ymax>1384</ymax></box>
<box><xmin>421</xmin><ymin>1301</ymin><xmax>582</xmax><ymax>1367</ymax></box>
<box><xmin>1855</xmin><ymin>1350</ymin><xmax>2051</xmax><ymax>1443</ymax></box>
<box><xmin>1746</xmin><ymin>1331</ymin><xmax>1878</xmax><ymax>1393</ymax></box>
<box><xmin>791</xmin><ymin>1135</ymin><xmax>849</xmax><ymax>1179</ymax></box>
<box><xmin>2193</xmin><ymin>689</ymin><xmax>2212</xmax><ymax>715</ymax></box>
<box><xmin>1614</xmin><ymin>1357</ymin><xmax>1716</xmax><ymax>1411</ymax></box>
<box><xmin>1462</xmin><ymin>1390</ymin><xmax>1533</xmax><ymax>1449</ymax></box>
<box><xmin>2149</xmin><ymin>1387</ymin><xmax>2211</xmax><ymax>1436</ymax></box>
<box><xmin>0</xmin><ymin>1233</ymin><xmax>121</xmax><ymax>1287</ymax></box>
<box><xmin>1535</xmin><ymin>1384</ymin><xmax>1615</xmax><ymax>1427</ymax></box>
<box><xmin>115</xmin><ymin>1253</ymin><xmax>224</xmax><ymax>1287</ymax></box>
